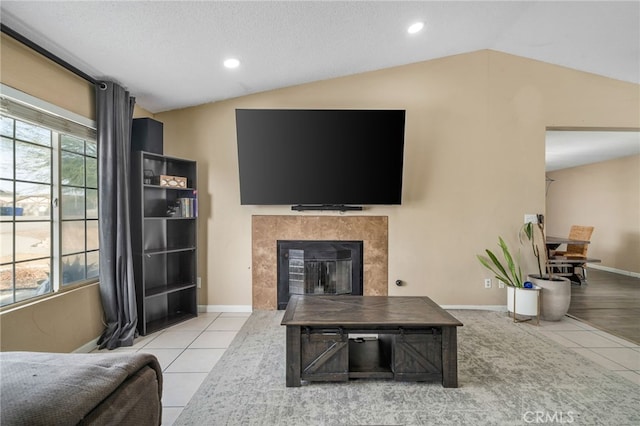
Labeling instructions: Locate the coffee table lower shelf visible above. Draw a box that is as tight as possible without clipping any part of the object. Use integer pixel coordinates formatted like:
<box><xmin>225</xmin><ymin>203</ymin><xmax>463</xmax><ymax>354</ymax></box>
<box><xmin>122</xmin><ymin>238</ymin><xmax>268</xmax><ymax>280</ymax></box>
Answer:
<box><xmin>348</xmin><ymin>338</ymin><xmax>394</xmax><ymax>380</ymax></box>
<box><xmin>288</xmin><ymin>327</ymin><xmax>456</xmax><ymax>387</ymax></box>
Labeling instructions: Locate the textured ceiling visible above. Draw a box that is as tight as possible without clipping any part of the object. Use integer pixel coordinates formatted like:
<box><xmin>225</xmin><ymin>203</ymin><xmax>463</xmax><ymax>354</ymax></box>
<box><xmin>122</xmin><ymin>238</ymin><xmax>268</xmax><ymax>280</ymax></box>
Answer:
<box><xmin>1</xmin><ymin>1</ymin><xmax>638</xmax><ymax>114</ymax></box>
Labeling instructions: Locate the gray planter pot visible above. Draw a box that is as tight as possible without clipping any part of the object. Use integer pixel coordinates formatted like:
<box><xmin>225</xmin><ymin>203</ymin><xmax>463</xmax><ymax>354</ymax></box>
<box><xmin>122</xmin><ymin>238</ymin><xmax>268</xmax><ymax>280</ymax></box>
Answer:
<box><xmin>528</xmin><ymin>275</ymin><xmax>572</xmax><ymax>321</ymax></box>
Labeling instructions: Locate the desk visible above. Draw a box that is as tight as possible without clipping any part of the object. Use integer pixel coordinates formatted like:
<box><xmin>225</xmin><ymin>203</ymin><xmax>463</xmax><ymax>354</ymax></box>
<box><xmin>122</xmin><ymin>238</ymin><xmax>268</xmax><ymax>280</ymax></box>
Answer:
<box><xmin>281</xmin><ymin>295</ymin><xmax>463</xmax><ymax>388</ymax></box>
<box><xmin>547</xmin><ymin>256</ymin><xmax>601</xmax><ymax>284</ymax></box>
<box><xmin>545</xmin><ymin>235</ymin><xmax>590</xmax><ymax>259</ymax></box>
<box><xmin>546</xmin><ymin>235</ymin><xmax>590</xmax><ymax>250</ymax></box>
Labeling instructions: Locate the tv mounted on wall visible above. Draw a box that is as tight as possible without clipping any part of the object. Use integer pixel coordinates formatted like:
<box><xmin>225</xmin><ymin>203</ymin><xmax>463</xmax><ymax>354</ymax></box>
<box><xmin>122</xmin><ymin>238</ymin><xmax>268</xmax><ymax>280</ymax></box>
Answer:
<box><xmin>235</xmin><ymin>109</ymin><xmax>406</xmax><ymax>210</ymax></box>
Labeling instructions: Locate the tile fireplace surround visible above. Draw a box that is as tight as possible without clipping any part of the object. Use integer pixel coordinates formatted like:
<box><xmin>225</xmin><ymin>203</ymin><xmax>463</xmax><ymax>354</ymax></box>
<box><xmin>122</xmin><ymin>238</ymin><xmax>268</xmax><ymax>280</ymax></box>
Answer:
<box><xmin>252</xmin><ymin>215</ymin><xmax>388</xmax><ymax>309</ymax></box>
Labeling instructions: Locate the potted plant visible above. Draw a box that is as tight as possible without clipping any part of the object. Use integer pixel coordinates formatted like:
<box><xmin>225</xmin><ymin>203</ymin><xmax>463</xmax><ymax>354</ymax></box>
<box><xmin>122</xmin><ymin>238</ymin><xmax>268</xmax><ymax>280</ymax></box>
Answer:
<box><xmin>477</xmin><ymin>237</ymin><xmax>541</xmax><ymax>322</ymax></box>
<box><xmin>520</xmin><ymin>215</ymin><xmax>571</xmax><ymax>321</ymax></box>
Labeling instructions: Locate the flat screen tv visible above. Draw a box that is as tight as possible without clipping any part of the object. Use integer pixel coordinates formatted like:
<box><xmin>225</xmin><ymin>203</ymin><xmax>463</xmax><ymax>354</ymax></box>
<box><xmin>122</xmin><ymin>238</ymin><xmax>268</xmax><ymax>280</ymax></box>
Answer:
<box><xmin>235</xmin><ymin>109</ymin><xmax>406</xmax><ymax>207</ymax></box>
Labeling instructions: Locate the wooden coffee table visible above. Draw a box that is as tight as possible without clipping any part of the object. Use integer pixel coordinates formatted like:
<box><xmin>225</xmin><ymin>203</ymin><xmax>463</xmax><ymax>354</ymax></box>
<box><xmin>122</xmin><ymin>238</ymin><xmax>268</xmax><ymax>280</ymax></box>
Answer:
<box><xmin>281</xmin><ymin>295</ymin><xmax>463</xmax><ymax>387</ymax></box>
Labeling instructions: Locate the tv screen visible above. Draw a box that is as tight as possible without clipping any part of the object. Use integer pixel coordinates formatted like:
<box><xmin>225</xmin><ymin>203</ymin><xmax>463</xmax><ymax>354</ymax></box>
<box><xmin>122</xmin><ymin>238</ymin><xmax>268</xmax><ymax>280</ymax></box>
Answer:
<box><xmin>235</xmin><ymin>109</ymin><xmax>406</xmax><ymax>206</ymax></box>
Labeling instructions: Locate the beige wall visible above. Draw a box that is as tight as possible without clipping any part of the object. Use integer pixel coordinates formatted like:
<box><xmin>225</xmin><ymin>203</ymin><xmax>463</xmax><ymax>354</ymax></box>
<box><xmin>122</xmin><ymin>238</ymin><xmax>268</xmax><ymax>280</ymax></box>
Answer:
<box><xmin>0</xmin><ymin>284</ymin><xmax>105</xmax><ymax>352</ymax></box>
<box><xmin>546</xmin><ymin>154</ymin><xmax>640</xmax><ymax>273</ymax></box>
<box><xmin>157</xmin><ymin>50</ymin><xmax>639</xmax><ymax>308</ymax></box>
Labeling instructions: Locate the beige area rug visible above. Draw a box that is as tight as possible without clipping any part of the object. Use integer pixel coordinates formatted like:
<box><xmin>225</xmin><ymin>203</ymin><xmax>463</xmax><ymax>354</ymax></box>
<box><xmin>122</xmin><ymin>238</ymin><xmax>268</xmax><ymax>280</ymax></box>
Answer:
<box><xmin>176</xmin><ymin>310</ymin><xmax>639</xmax><ymax>425</ymax></box>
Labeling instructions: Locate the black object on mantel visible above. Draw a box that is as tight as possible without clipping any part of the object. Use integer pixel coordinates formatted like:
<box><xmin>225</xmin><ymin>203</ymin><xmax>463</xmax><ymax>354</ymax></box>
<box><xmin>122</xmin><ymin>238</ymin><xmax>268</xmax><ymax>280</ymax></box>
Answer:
<box><xmin>291</xmin><ymin>205</ymin><xmax>363</xmax><ymax>212</ymax></box>
<box><xmin>132</xmin><ymin>118</ymin><xmax>163</xmax><ymax>154</ymax></box>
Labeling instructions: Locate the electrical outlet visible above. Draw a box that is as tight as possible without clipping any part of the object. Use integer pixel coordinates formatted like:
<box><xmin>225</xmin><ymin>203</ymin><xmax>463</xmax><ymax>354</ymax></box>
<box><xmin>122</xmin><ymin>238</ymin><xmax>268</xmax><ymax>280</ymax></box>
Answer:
<box><xmin>197</xmin><ymin>277</ymin><xmax>201</xmax><ymax>288</ymax></box>
<box><xmin>524</xmin><ymin>214</ymin><xmax>538</xmax><ymax>224</ymax></box>
<box><xmin>484</xmin><ymin>278</ymin><xmax>492</xmax><ymax>289</ymax></box>
<box><xmin>498</xmin><ymin>280</ymin><xmax>505</xmax><ymax>289</ymax></box>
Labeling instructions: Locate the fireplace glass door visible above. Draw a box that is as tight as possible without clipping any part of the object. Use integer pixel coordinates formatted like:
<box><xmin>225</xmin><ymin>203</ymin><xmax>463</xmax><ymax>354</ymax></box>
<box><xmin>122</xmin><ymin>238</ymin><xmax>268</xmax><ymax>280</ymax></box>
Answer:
<box><xmin>277</xmin><ymin>241</ymin><xmax>363</xmax><ymax>309</ymax></box>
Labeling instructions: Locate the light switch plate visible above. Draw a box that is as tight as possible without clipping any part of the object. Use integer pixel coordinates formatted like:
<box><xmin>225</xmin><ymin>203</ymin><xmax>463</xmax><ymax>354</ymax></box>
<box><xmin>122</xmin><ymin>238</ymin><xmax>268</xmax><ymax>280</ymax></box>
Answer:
<box><xmin>524</xmin><ymin>214</ymin><xmax>538</xmax><ymax>224</ymax></box>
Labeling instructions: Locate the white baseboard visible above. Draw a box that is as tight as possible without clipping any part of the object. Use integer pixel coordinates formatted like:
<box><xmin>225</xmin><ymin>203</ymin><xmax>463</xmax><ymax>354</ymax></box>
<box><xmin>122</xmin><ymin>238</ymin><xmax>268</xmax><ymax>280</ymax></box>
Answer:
<box><xmin>199</xmin><ymin>304</ymin><xmax>253</xmax><ymax>313</ymax></box>
<box><xmin>588</xmin><ymin>264</ymin><xmax>640</xmax><ymax>279</ymax></box>
<box><xmin>441</xmin><ymin>305</ymin><xmax>508</xmax><ymax>312</ymax></box>
<box><xmin>74</xmin><ymin>336</ymin><xmax>100</xmax><ymax>353</ymax></box>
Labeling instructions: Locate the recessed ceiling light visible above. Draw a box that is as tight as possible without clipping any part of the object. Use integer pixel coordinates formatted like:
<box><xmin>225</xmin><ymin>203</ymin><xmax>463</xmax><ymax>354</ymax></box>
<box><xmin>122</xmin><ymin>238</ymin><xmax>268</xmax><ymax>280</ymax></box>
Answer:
<box><xmin>407</xmin><ymin>22</ymin><xmax>424</xmax><ymax>34</ymax></box>
<box><xmin>224</xmin><ymin>58</ymin><xmax>240</xmax><ymax>69</ymax></box>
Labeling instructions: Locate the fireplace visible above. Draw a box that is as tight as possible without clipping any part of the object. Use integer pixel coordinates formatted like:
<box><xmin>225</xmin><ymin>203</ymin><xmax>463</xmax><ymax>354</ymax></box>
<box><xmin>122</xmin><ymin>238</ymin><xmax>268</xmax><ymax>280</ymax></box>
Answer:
<box><xmin>277</xmin><ymin>240</ymin><xmax>363</xmax><ymax>309</ymax></box>
<box><xmin>252</xmin><ymin>215</ymin><xmax>387</xmax><ymax>310</ymax></box>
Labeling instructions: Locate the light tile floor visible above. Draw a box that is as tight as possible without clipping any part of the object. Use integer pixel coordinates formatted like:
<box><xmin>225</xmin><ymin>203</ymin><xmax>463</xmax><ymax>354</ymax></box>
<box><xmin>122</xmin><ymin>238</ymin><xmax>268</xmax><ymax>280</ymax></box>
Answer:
<box><xmin>94</xmin><ymin>311</ymin><xmax>638</xmax><ymax>425</ymax></box>
<box><xmin>93</xmin><ymin>311</ymin><xmax>250</xmax><ymax>425</ymax></box>
<box><xmin>535</xmin><ymin>315</ymin><xmax>640</xmax><ymax>385</ymax></box>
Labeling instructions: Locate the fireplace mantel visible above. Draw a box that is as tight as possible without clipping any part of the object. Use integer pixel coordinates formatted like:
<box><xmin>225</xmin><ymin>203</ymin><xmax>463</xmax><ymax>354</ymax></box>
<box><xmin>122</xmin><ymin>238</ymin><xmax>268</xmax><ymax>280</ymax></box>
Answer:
<box><xmin>252</xmin><ymin>215</ymin><xmax>388</xmax><ymax>309</ymax></box>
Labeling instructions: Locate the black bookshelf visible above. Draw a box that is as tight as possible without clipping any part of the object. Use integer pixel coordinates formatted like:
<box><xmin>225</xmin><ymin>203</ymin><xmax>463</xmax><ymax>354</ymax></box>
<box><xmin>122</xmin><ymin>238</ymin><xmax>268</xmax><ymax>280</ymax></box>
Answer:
<box><xmin>131</xmin><ymin>150</ymin><xmax>198</xmax><ymax>335</ymax></box>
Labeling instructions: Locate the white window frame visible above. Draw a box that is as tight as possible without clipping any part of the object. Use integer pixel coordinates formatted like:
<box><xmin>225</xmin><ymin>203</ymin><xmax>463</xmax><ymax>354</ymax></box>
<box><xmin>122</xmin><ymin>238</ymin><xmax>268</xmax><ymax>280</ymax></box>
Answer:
<box><xmin>0</xmin><ymin>84</ymin><xmax>98</xmax><ymax>308</ymax></box>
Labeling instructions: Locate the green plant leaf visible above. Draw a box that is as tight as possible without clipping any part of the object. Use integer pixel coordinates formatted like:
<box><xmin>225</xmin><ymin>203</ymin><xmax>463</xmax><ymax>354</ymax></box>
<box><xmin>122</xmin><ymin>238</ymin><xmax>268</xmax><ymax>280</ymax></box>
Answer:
<box><xmin>519</xmin><ymin>222</ymin><xmax>533</xmax><ymax>245</ymax></box>
<box><xmin>477</xmin><ymin>236</ymin><xmax>528</xmax><ymax>287</ymax></box>
<box><xmin>499</xmin><ymin>237</ymin><xmax>523</xmax><ymax>287</ymax></box>
<box><xmin>477</xmin><ymin>252</ymin><xmax>513</xmax><ymax>287</ymax></box>
<box><xmin>486</xmin><ymin>249</ymin><xmax>508</xmax><ymax>277</ymax></box>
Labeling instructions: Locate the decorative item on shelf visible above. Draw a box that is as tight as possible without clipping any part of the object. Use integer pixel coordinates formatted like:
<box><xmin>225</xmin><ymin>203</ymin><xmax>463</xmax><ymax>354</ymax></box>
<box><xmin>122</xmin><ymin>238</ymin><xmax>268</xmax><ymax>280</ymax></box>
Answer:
<box><xmin>166</xmin><ymin>201</ymin><xmax>179</xmax><ymax>217</ymax></box>
<box><xmin>143</xmin><ymin>169</ymin><xmax>155</xmax><ymax>185</ymax></box>
<box><xmin>159</xmin><ymin>175</ymin><xmax>187</xmax><ymax>188</ymax></box>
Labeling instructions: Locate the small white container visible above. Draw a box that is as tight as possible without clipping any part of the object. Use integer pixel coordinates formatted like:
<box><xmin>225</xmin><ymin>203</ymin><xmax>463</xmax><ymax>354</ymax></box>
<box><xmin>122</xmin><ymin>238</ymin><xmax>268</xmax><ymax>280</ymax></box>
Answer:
<box><xmin>507</xmin><ymin>285</ymin><xmax>541</xmax><ymax>319</ymax></box>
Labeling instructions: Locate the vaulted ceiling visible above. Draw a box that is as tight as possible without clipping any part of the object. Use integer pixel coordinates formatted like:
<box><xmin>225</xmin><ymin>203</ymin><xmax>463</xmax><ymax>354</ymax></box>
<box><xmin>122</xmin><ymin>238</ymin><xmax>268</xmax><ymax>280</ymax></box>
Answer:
<box><xmin>2</xmin><ymin>1</ymin><xmax>638</xmax><ymax>114</ymax></box>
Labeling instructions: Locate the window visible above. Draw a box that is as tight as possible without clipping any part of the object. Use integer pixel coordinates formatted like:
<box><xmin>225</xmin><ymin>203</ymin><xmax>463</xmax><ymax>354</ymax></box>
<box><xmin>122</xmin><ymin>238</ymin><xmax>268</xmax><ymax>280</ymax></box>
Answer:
<box><xmin>0</xmin><ymin>87</ymin><xmax>98</xmax><ymax>307</ymax></box>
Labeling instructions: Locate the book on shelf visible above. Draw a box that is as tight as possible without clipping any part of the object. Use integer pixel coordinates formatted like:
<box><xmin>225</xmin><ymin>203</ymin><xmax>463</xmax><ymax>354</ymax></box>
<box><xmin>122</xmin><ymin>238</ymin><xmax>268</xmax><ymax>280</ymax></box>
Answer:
<box><xmin>176</xmin><ymin>196</ymin><xmax>198</xmax><ymax>218</ymax></box>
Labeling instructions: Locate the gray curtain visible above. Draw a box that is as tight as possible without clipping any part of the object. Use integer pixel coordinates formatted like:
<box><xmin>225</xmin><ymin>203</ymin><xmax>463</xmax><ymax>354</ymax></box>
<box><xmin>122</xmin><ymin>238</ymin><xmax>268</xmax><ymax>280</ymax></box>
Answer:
<box><xmin>96</xmin><ymin>81</ymin><xmax>138</xmax><ymax>349</ymax></box>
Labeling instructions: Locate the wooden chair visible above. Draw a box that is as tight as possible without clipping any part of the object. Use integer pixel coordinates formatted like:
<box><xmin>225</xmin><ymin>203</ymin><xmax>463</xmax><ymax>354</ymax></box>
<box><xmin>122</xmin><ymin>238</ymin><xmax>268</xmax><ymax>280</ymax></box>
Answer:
<box><xmin>552</xmin><ymin>225</ymin><xmax>594</xmax><ymax>281</ymax></box>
